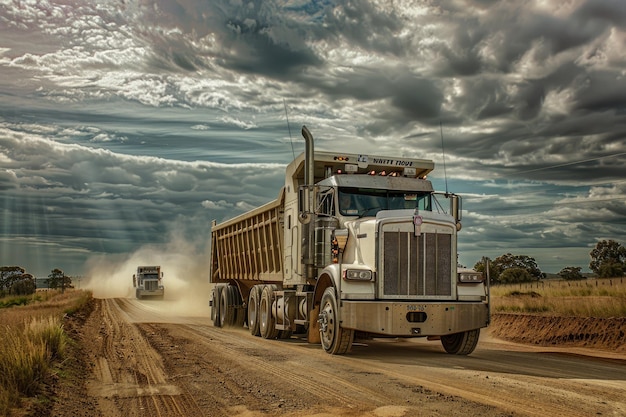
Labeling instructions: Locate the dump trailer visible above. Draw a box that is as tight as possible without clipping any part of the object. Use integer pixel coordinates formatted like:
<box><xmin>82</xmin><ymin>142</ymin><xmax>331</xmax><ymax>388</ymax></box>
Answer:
<box><xmin>133</xmin><ymin>266</ymin><xmax>164</xmax><ymax>300</ymax></box>
<box><xmin>210</xmin><ymin>126</ymin><xmax>489</xmax><ymax>355</ymax></box>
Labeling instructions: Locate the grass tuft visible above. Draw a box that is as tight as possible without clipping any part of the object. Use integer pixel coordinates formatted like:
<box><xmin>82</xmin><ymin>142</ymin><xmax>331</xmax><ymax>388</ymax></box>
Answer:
<box><xmin>0</xmin><ymin>290</ymin><xmax>91</xmax><ymax>416</ymax></box>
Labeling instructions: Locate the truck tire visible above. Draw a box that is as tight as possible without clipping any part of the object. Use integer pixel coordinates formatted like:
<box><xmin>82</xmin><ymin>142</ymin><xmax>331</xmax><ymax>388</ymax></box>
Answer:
<box><xmin>441</xmin><ymin>329</ymin><xmax>480</xmax><ymax>355</ymax></box>
<box><xmin>319</xmin><ymin>287</ymin><xmax>354</xmax><ymax>355</ymax></box>
<box><xmin>136</xmin><ymin>289</ymin><xmax>142</xmax><ymax>300</ymax></box>
<box><xmin>220</xmin><ymin>285</ymin><xmax>237</xmax><ymax>327</ymax></box>
<box><xmin>259</xmin><ymin>285</ymin><xmax>280</xmax><ymax>339</ymax></box>
<box><xmin>248</xmin><ymin>285</ymin><xmax>262</xmax><ymax>336</ymax></box>
<box><xmin>211</xmin><ymin>286</ymin><xmax>222</xmax><ymax>327</ymax></box>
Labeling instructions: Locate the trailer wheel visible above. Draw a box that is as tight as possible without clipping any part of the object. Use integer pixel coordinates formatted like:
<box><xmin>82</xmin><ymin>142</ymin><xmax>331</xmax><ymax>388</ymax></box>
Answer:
<box><xmin>248</xmin><ymin>285</ymin><xmax>262</xmax><ymax>336</ymax></box>
<box><xmin>211</xmin><ymin>286</ymin><xmax>222</xmax><ymax>327</ymax></box>
<box><xmin>259</xmin><ymin>285</ymin><xmax>279</xmax><ymax>339</ymax></box>
<box><xmin>319</xmin><ymin>287</ymin><xmax>354</xmax><ymax>355</ymax></box>
<box><xmin>220</xmin><ymin>285</ymin><xmax>237</xmax><ymax>327</ymax></box>
<box><xmin>441</xmin><ymin>329</ymin><xmax>480</xmax><ymax>355</ymax></box>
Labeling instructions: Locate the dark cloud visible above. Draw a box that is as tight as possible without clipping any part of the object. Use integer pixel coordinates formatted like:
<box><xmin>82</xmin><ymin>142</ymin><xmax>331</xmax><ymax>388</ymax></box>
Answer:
<box><xmin>1</xmin><ymin>0</ymin><xmax>625</xmax><ymax>274</ymax></box>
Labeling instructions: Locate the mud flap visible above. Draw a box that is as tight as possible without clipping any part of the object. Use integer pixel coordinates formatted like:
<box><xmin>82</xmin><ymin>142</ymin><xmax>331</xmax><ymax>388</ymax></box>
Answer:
<box><xmin>308</xmin><ymin>305</ymin><xmax>321</xmax><ymax>344</ymax></box>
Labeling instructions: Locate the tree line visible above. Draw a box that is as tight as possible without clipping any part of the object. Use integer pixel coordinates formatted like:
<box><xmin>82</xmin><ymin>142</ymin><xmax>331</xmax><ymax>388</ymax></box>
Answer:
<box><xmin>3</xmin><ymin>240</ymin><xmax>624</xmax><ymax>293</ymax></box>
<box><xmin>473</xmin><ymin>239</ymin><xmax>626</xmax><ymax>284</ymax></box>
<box><xmin>0</xmin><ymin>267</ymin><xmax>73</xmax><ymax>297</ymax></box>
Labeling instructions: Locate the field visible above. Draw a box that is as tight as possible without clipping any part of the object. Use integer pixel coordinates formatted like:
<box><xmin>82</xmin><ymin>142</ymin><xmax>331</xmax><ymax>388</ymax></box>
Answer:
<box><xmin>0</xmin><ymin>290</ymin><xmax>91</xmax><ymax>416</ymax></box>
<box><xmin>491</xmin><ymin>277</ymin><xmax>626</xmax><ymax>318</ymax></box>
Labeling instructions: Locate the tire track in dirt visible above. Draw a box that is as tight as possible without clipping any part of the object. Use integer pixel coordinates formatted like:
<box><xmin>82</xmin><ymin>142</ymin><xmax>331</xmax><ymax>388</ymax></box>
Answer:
<box><xmin>83</xmin><ymin>299</ymin><xmax>205</xmax><ymax>417</ymax></box>
<box><xmin>180</xmin><ymin>324</ymin><xmax>390</xmax><ymax>406</ymax></box>
<box><xmin>142</xmin><ymin>322</ymin><xmax>509</xmax><ymax>417</ymax></box>
<box><xmin>82</xmin><ymin>298</ymin><xmax>626</xmax><ymax>417</ymax></box>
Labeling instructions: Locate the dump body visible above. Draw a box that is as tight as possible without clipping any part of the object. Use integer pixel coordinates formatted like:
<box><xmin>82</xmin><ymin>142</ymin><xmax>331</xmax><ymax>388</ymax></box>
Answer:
<box><xmin>210</xmin><ymin>188</ymin><xmax>285</xmax><ymax>296</ymax></box>
<box><xmin>210</xmin><ymin>127</ymin><xmax>489</xmax><ymax>355</ymax></box>
<box><xmin>133</xmin><ymin>265</ymin><xmax>164</xmax><ymax>299</ymax></box>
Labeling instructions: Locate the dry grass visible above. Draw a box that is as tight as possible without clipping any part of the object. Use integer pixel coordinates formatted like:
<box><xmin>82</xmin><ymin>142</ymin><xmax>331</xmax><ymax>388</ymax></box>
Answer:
<box><xmin>0</xmin><ymin>290</ymin><xmax>91</xmax><ymax>416</ymax></box>
<box><xmin>491</xmin><ymin>277</ymin><xmax>626</xmax><ymax>318</ymax></box>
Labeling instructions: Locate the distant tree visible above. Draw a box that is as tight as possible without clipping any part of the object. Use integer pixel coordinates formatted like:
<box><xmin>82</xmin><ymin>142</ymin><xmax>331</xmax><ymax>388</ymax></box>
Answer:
<box><xmin>1</xmin><ymin>266</ymin><xmax>36</xmax><ymax>296</ymax></box>
<box><xmin>473</xmin><ymin>257</ymin><xmax>498</xmax><ymax>282</ymax></box>
<box><xmin>499</xmin><ymin>267</ymin><xmax>533</xmax><ymax>284</ymax></box>
<box><xmin>46</xmin><ymin>268</ymin><xmax>73</xmax><ymax>292</ymax></box>
<box><xmin>558</xmin><ymin>266</ymin><xmax>584</xmax><ymax>281</ymax></box>
<box><xmin>9</xmin><ymin>274</ymin><xmax>36</xmax><ymax>295</ymax></box>
<box><xmin>589</xmin><ymin>240</ymin><xmax>626</xmax><ymax>277</ymax></box>
<box><xmin>487</xmin><ymin>253</ymin><xmax>544</xmax><ymax>284</ymax></box>
<box><xmin>598</xmin><ymin>262</ymin><xmax>624</xmax><ymax>279</ymax></box>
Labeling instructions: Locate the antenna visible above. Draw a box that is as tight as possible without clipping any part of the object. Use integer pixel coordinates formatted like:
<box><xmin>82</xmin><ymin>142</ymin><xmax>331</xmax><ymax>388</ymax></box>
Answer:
<box><xmin>284</xmin><ymin>99</ymin><xmax>296</xmax><ymax>160</ymax></box>
<box><xmin>440</xmin><ymin>121</ymin><xmax>449</xmax><ymax>195</ymax></box>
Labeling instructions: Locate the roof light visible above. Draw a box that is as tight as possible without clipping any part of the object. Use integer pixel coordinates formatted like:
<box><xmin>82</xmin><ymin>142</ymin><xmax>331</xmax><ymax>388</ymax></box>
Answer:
<box><xmin>344</xmin><ymin>164</ymin><xmax>358</xmax><ymax>173</ymax></box>
<box><xmin>403</xmin><ymin>167</ymin><xmax>417</xmax><ymax>177</ymax></box>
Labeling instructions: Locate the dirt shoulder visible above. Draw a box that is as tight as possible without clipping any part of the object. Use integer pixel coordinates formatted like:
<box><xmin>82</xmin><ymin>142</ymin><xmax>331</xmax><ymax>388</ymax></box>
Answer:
<box><xmin>490</xmin><ymin>313</ymin><xmax>626</xmax><ymax>353</ymax></box>
<box><xmin>37</xmin><ymin>299</ymin><xmax>626</xmax><ymax>417</ymax></box>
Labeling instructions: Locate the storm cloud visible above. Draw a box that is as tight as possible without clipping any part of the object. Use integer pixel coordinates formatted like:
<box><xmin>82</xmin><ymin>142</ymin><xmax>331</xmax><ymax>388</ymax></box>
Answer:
<box><xmin>1</xmin><ymin>0</ymin><xmax>624</xmax><ymax>276</ymax></box>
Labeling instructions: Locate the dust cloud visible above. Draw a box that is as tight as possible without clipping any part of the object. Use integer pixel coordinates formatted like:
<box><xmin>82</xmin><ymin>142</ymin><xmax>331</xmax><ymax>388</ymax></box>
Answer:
<box><xmin>82</xmin><ymin>229</ymin><xmax>212</xmax><ymax>317</ymax></box>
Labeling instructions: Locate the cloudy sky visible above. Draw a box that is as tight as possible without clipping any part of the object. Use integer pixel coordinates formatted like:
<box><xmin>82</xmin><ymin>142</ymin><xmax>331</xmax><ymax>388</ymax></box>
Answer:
<box><xmin>1</xmin><ymin>0</ymin><xmax>625</xmax><ymax>281</ymax></box>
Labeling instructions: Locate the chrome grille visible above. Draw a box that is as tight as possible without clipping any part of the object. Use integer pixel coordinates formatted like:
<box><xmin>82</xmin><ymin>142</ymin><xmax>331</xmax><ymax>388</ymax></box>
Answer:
<box><xmin>382</xmin><ymin>231</ymin><xmax>452</xmax><ymax>297</ymax></box>
<box><xmin>144</xmin><ymin>280</ymin><xmax>159</xmax><ymax>291</ymax></box>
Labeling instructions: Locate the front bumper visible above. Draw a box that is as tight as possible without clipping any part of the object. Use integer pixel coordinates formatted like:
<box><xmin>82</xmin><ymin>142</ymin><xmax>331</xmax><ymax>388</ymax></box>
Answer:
<box><xmin>340</xmin><ymin>300</ymin><xmax>489</xmax><ymax>336</ymax></box>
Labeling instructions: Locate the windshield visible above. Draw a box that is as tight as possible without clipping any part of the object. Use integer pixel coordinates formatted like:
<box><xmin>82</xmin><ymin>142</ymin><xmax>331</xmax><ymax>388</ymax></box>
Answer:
<box><xmin>338</xmin><ymin>187</ymin><xmax>432</xmax><ymax>217</ymax></box>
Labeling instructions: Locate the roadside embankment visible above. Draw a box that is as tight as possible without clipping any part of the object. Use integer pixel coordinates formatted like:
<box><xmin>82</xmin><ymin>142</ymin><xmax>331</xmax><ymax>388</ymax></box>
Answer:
<box><xmin>490</xmin><ymin>313</ymin><xmax>626</xmax><ymax>353</ymax></box>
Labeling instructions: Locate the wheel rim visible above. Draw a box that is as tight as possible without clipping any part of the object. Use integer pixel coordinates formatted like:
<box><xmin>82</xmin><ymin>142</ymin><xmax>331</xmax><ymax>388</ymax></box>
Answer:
<box><xmin>319</xmin><ymin>299</ymin><xmax>336</xmax><ymax>350</ymax></box>
<box><xmin>259</xmin><ymin>293</ymin><xmax>269</xmax><ymax>334</ymax></box>
<box><xmin>249</xmin><ymin>298</ymin><xmax>257</xmax><ymax>327</ymax></box>
<box><xmin>249</xmin><ymin>290</ymin><xmax>258</xmax><ymax>330</ymax></box>
<box><xmin>220</xmin><ymin>287</ymin><xmax>228</xmax><ymax>327</ymax></box>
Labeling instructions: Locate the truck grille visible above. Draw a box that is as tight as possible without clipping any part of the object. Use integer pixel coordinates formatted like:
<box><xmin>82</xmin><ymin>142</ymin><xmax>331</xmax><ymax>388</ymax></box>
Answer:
<box><xmin>382</xmin><ymin>230</ymin><xmax>452</xmax><ymax>297</ymax></box>
<box><xmin>144</xmin><ymin>280</ymin><xmax>159</xmax><ymax>291</ymax></box>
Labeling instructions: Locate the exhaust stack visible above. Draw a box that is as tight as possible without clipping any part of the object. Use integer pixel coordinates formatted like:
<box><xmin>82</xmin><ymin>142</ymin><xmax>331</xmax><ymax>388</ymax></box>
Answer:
<box><xmin>300</xmin><ymin>125</ymin><xmax>316</xmax><ymax>280</ymax></box>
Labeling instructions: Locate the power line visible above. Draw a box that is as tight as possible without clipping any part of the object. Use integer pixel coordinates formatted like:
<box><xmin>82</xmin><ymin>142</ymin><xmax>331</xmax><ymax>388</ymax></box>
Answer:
<box><xmin>284</xmin><ymin>99</ymin><xmax>295</xmax><ymax>160</ymax></box>
<box><xmin>464</xmin><ymin>195</ymin><xmax>626</xmax><ymax>213</ymax></box>
<box><xmin>498</xmin><ymin>151</ymin><xmax>626</xmax><ymax>177</ymax></box>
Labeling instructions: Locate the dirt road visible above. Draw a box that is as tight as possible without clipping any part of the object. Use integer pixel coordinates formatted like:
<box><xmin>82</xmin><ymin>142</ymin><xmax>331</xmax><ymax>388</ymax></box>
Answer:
<box><xmin>52</xmin><ymin>298</ymin><xmax>626</xmax><ymax>417</ymax></box>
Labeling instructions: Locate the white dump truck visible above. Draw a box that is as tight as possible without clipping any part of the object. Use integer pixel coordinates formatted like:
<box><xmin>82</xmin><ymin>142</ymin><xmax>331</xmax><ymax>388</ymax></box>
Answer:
<box><xmin>209</xmin><ymin>126</ymin><xmax>489</xmax><ymax>355</ymax></box>
<box><xmin>133</xmin><ymin>265</ymin><xmax>164</xmax><ymax>300</ymax></box>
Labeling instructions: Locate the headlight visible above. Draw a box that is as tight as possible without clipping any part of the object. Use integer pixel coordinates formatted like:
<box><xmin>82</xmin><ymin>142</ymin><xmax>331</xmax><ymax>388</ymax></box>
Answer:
<box><xmin>458</xmin><ymin>271</ymin><xmax>484</xmax><ymax>283</ymax></box>
<box><xmin>344</xmin><ymin>269</ymin><xmax>373</xmax><ymax>281</ymax></box>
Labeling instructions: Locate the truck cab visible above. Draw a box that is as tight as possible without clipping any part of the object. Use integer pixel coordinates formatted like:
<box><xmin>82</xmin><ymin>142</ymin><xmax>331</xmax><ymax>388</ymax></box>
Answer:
<box><xmin>133</xmin><ymin>266</ymin><xmax>164</xmax><ymax>300</ymax></box>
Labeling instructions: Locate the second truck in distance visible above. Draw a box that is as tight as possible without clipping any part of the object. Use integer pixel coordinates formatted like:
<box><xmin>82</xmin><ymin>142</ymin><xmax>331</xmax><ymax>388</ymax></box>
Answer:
<box><xmin>133</xmin><ymin>265</ymin><xmax>165</xmax><ymax>300</ymax></box>
<box><xmin>209</xmin><ymin>126</ymin><xmax>489</xmax><ymax>355</ymax></box>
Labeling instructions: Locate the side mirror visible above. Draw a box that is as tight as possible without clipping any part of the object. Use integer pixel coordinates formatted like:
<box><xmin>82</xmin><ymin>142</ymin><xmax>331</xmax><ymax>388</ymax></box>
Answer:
<box><xmin>298</xmin><ymin>185</ymin><xmax>316</xmax><ymax>224</ymax></box>
<box><xmin>451</xmin><ymin>194</ymin><xmax>462</xmax><ymax>231</ymax></box>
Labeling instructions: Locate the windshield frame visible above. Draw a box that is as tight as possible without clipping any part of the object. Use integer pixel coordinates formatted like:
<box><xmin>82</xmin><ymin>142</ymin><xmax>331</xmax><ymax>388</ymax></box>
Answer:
<box><xmin>338</xmin><ymin>187</ymin><xmax>432</xmax><ymax>217</ymax></box>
